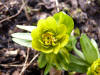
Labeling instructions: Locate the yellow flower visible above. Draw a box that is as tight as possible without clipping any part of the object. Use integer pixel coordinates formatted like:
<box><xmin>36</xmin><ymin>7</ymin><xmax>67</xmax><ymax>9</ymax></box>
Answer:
<box><xmin>87</xmin><ymin>59</ymin><xmax>100</xmax><ymax>75</ymax></box>
<box><xmin>31</xmin><ymin>16</ymin><xmax>69</xmax><ymax>54</ymax></box>
<box><xmin>31</xmin><ymin>12</ymin><xmax>74</xmax><ymax>54</ymax></box>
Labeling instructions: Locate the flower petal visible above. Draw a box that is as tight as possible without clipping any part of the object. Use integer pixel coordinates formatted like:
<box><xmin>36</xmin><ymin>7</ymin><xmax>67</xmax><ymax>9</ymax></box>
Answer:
<box><xmin>31</xmin><ymin>28</ymin><xmax>53</xmax><ymax>53</ymax></box>
<box><xmin>56</xmin><ymin>24</ymin><xmax>67</xmax><ymax>39</ymax></box>
<box><xmin>60</xmin><ymin>34</ymin><xmax>69</xmax><ymax>47</ymax></box>
<box><xmin>31</xmin><ymin>28</ymin><xmax>41</xmax><ymax>51</ymax></box>
<box><xmin>37</xmin><ymin>17</ymin><xmax>57</xmax><ymax>33</ymax></box>
<box><xmin>53</xmin><ymin>43</ymin><xmax>60</xmax><ymax>54</ymax></box>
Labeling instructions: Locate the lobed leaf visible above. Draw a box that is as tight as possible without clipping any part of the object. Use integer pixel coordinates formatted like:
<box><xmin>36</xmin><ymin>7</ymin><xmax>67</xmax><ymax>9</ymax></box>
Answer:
<box><xmin>68</xmin><ymin>63</ymin><xmax>88</xmax><ymax>73</ymax></box>
<box><xmin>69</xmin><ymin>54</ymin><xmax>89</xmax><ymax>66</ymax></box>
<box><xmin>68</xmin><ymin>54</ymin><xmax>89</xmax><ymax>73</ymax></box>
<box><xmin>71</xmin><ymin>36</ymin><xmax>85</xmax><ymax>60</ymax></box>
<box><xmin>80</xmin><ymin>34</ymin><xmax>99</xmax><ymax>64</ymax></box>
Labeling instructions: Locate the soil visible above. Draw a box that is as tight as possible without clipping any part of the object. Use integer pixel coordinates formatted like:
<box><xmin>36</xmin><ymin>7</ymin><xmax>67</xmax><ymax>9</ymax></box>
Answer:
<box><xmin>0</xmin><ymin>0</ymin><xmax>100</xmax><ymax>75</ymax></box>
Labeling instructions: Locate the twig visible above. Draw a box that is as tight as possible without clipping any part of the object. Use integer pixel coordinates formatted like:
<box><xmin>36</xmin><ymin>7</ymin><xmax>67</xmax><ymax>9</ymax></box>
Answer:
<box><xmin>0</xmin><ymin>62</ymin><xmax>37</xmax><ymax>67</ymax></box>
<box><xmin>0</xmin><ymin>64</ymin><xmax>24</xmax><ymax>67</ymax></box>
<box><xmin>0</xmin><ymin>1</ymin><xmax>26</xmax><ymax>24</ymax></box>
<box><xmin>28</xmin><ymin>53</ymin><xmax>39</xmax><ymax>66</ymax></box>
<box><xmin>19</xmin><ymin>48</ymin><xmax>30</xmax><ymax>75</ymax></box>
<box><xmin>0</xmin><ymin>53</ymin><xmax>39</xmax><ymax>69</ymax></box>
<box><xmin>20</xmin><ymin>53</ymin><xmax>39</xmax><ymax>75</ymax></box>
<box><xmin>31</xmin><ymin>8</ymin><xmax>40</xmax><ymax>12</ymax></box>
<box><xmin>22</xmin><ymin>0</ymin><xmax>31</xmax><ymax>21</ymax></box>
<box><xmin>55</xmin><ymin>0</ymin><xmax>59</xmax><ymax>12</ymax></box>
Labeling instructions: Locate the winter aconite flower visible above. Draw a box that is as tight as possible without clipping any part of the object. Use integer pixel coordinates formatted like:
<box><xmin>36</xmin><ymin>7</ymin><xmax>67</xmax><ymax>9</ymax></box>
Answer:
<box><xmin>87</xmin><ymin>59</ymin><xmax>100</xmax><ymax>75</ymax></box>
<box><xmin>31</xmin><ymin>16</ymin><xmax>69</xmax><ymax>54</ymax></box>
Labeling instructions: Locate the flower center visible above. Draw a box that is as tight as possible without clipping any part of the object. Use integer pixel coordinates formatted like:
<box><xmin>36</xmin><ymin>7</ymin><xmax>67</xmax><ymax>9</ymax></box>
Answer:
<box><xmin>42</xmin><ymin>32</ymin><xmax>57</xmax><ymax>46</ymax></box>
<box><xmin>95</xmin><ymin>66</ymin><xmax>100</xmax><ymax>74</ymax></box>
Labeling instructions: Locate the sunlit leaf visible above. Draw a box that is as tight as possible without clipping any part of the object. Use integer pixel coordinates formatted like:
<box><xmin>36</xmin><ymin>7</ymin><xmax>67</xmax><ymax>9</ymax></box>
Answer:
<box><xmin>91</xmin><ymin>39</ymin><xmax>99</xmax><ymax>57</ymax></box>
<box><xmin>11</xmin><ymin>33</ymin><xmax>32</xmax><ymax>40</ymax></box>
<box><xmin>16</xmin><ymin>25</ymin><xmax>36</xmax><ymax>32</ymax></box>
<box><xmin>12</xmin><ymin>38</ymin><xmax>32</xmax><ymax>47</ymax></box>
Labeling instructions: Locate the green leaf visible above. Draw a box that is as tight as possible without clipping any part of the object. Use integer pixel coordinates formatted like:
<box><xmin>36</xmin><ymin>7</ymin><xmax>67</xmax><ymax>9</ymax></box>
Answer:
<box><xmin>54</xmin><ymin>48</ymin><xmax>69</xmax><ymax>70</ymax></box>
<box><xmin>91</xmin><ymin>39</ymin><xmax>99</xmax><ymax>57</ymax></box>
<box><xmin>60</xmin><ymin>48</ymin><xmax>69</xmax><ymax>64</ymax></box>
<box><xmin>70</xmin><ymin>54</ymin><xmax>89</xmax><ymax>66</ymax></box>
<box><xmin>16</xmin><ymin>25</ymin><xmax>36</xmax><ymax>32</ymax></box>
<box><xmin>55</xmin><ymin>51</ymin><xmax>69</xmax><ymax>71</ymax></box>
<box><xmin>38</xmin><ymin>52</ymin><xmax>47</xmax><ymax>68</ymax></box>
<box><xmin>68</xmin><ymin>63</ymin><xmax>88</xmax><ymax>73</ymax></box>
<box><xmin>68</xmin><ymin>54</ymin><xmax>89</xmax><ymax>73</ymax></box>
<box><xmin>53</xmin><ymin>11</ymin><xmax>74</xmax><ymax>34</ymax></box>
<box><xmin>12</xmin><ymin>38</ymin><xmax>32</xmax><ymax>47</ymax></box>
<box><xmin>46</xmin><ymin>53</ymin><xmax>55</xmax><ymax>64</ymax></box>
<box><xmin>71</xmin><ymin>36</ymin><xmax>85</xmax><ymax>60</ymax></box>
<box><xmin>65</xmin><ymin>36</ymin><xmax>85</xmax><ymax>60</ymax></box>
<box><xmin>53</xmin><ymin>57</ymin><xmax>62</xmax><ymax>70</ymax></box>
<box><xmin>80</xmin><ymin>34</ymin><xmax>99</xmax><ymax>64</ymax></box>
<box><xmin>65</xmin><ymin>36</ymin><xmax>74</xmax><ymax>51</ymax></box>
<box><xmin>44</xmin><ymin>64</ymin><xmax>52</xmax><ymax>75</ymax></box>
<box><xmin>11</xmin><ymin>33</ymin><xmax>32</xmax><ymax>41</ymax></box>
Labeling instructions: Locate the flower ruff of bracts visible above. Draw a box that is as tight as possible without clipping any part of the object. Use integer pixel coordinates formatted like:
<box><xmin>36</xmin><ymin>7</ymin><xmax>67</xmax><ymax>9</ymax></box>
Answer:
<box><xmin>87</xmin><ymin>59</ymin><xmax>100</xmax><ymax>75</ymax></box>
<box><xmin>31</xmin><ymin>17</ymin><xmax>69</xmax><ymax>54</ymax></box>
